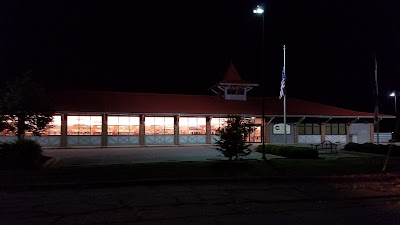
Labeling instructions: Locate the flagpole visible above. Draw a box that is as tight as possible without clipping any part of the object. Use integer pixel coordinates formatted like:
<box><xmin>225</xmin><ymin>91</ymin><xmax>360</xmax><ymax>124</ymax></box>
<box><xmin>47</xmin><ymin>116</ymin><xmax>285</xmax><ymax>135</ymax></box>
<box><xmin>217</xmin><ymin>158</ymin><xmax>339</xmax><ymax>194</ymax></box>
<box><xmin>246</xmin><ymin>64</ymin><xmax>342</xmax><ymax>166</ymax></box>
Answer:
<box><xmin>375</xmin><ymin>56</ymin><xmax>379</xmax><ymax>145</ymax></box>
<box><xmin>283</xmin><ymin>45</ymin><xmax>287</xmax><ymax>146</ymax></box>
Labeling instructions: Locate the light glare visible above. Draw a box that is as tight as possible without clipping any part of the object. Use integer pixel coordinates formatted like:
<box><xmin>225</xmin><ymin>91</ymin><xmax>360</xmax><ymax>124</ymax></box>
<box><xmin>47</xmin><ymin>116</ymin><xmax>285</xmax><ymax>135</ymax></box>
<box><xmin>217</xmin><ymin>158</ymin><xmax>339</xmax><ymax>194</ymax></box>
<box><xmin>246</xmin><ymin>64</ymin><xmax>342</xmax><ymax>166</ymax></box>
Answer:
<box><xmin>390</xmin><ymin>92</ymin><xmax>396</xmax><ymax>97</ymax></box>
<box><xmin>253</xmin><ymin>5</ymin><xmax>264</xmax><ymax>14</ymax></box>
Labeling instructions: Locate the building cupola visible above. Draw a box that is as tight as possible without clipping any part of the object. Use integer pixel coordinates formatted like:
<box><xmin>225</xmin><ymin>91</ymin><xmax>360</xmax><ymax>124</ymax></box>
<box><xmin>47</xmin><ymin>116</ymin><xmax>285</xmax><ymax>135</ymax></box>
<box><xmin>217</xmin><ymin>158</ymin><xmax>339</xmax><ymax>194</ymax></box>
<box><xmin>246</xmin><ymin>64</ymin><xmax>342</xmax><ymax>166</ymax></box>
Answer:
<box><xmin>211</xmin><ymin>62</ymin><xmax>258</xmax><ymax>101</ymax></box>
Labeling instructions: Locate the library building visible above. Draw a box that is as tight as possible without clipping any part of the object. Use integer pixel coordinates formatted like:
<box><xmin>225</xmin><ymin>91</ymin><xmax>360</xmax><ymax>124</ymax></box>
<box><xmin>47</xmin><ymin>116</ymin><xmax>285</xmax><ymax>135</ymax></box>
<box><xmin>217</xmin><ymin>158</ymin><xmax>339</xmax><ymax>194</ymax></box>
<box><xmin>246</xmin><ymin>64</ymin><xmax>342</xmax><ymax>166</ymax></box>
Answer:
<box><xmin>0</xmin><ymin>63</ymin><xmax>394</xmax><ymax>147</ymax></box>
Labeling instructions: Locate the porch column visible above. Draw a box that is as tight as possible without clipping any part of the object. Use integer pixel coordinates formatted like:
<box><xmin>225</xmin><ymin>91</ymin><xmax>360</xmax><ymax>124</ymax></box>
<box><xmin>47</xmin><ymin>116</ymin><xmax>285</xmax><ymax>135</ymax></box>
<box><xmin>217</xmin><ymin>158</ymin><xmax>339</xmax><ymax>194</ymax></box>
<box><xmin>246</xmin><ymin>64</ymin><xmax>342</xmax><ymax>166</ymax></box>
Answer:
<box><xmin>346</xmin><ymin>123</ymin><xmax>350</xmax><ymax>143</ymax></box>
<box><xmin>60</xmin><ymin>114</ymin><xmax>68</xmax><ymax>147</ymax></box>
<box><xmin>101</xmin><ymin>114</ymin><xmax>108</xmax><ymax>146</ymax></box>
<box><xmin>174</xmin><ymin>116</ymin><xmax>179</xmax><ymax>145</ymax></box>
<box><xmin>321</xmin><ymin>123</ymin><xmax>326</xmax><ymax>142</ymax></box>
<box><xmin>206</xmin><ymin>116</ymin><xmax>212</xmax><ymax>144</ymax></box>
<box><xmin>370</xmin><ymin>123</ymin><xmax>374</xmax><ymax>143</ymax></box>
<box><xmin>264</xmin><ymin>119</ymin><xmax>270</xmax><ymax>143</ymax></box>
<box><xmin>139</xmin><ymin>115</ymin><xmax>145</xmax><ymax>145</ymax></box>
<box><xmin>293</xmin><ymin>123</ymin><xmax>298</xmax><ymax>144</ymax></box>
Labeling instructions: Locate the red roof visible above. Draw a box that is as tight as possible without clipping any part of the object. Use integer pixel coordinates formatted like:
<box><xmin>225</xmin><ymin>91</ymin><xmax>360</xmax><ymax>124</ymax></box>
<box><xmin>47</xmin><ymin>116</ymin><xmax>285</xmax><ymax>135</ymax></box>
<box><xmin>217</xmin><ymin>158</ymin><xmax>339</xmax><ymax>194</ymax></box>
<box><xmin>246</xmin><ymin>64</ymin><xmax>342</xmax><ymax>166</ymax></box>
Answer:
<box><xmin>219</xmin><ymin>63</ymin><xmax>257</xmax><ymax>85</ymax></box>
<box><xmin>51</xmin><ymin>90</ymin><xmax>391</xmax><ymax>118</ymax></box>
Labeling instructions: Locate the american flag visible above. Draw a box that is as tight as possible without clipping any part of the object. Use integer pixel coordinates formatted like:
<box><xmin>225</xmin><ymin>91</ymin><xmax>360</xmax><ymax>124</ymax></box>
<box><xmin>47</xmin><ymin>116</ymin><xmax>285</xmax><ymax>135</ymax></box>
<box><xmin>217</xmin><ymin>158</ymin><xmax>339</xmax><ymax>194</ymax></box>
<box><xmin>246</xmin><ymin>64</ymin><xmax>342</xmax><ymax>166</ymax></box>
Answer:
<box><xmin>279</xmin><ymin>67</ymin><xmax>286</xmax><ymax>99</ymax></box>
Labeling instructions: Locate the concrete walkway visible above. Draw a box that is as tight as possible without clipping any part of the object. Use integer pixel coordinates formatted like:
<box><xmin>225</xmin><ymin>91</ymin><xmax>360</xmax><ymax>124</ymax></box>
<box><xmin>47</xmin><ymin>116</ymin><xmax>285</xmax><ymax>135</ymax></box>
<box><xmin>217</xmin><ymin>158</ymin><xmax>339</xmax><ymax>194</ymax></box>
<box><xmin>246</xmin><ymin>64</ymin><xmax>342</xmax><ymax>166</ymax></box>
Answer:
<box><xmin>43</xmin><ymin>143</ymin><xmax>382</xmax><ymax>167</ymax></box>
<box><xmin>44</xmin><ymin>145</ymin><xmax>284</xmax><ymax>167</ymax></box>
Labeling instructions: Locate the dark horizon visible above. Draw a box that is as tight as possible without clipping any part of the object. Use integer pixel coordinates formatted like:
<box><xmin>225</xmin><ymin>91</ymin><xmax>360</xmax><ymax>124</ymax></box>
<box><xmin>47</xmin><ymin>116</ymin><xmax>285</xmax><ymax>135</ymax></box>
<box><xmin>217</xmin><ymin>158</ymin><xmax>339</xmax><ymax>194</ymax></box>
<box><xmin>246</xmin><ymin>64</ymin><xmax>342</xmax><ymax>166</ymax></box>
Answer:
<box><xmin>0</xmin><ymin>0</ymin><xmax>399</xmax><ymax>116</ymax></box>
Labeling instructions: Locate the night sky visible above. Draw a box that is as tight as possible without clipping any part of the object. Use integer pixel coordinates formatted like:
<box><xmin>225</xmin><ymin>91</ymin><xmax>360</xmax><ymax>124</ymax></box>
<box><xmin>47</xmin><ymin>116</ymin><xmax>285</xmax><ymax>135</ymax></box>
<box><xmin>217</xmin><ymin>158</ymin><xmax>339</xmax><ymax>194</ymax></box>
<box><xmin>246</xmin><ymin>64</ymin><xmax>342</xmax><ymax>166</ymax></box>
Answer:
<box><xmin>0</xmin><ymin>0</ymin><xmax>399</xmax><ymax>116</ymax></box>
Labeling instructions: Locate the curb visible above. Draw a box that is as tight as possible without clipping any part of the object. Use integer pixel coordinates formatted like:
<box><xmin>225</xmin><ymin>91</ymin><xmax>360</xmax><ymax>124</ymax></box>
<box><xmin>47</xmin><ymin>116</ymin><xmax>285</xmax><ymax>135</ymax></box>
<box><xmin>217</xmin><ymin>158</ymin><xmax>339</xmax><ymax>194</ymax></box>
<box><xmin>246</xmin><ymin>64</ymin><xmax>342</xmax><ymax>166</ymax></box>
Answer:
<box><xmin>1</xmin><ymin>172</ymin><xmax>399</xmax><ymax>192</ymax></box>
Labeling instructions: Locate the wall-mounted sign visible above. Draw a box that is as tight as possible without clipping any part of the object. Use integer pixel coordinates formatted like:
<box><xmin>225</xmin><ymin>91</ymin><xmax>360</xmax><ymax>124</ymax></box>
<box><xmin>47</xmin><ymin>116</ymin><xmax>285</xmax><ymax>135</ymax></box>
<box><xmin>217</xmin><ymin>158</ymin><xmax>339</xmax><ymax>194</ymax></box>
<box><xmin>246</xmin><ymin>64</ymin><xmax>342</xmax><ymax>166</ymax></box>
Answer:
<box><xmin>273</xmin><ymin>123</ymin><xmax>291</xmax><ymax>134</ymax></box>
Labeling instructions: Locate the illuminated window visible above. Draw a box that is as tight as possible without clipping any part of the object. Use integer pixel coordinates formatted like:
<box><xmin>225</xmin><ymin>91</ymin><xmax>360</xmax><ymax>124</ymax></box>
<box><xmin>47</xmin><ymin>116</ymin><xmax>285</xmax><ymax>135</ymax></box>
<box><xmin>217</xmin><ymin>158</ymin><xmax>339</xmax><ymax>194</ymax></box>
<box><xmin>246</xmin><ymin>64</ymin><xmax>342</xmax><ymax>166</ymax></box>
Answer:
<box><xmin>326</xmin><ymin>123</ymin><xmax>346</xmax><ymax>135</ymax></box>
<box><xmin>0</xmin><ymin>118</ymin><xmax>15</xmax><ymax>136</ymax></box>
<box><xmin>145</xmin><ymin>117</ymin><xmax>174</xmax><ymax>135</ymax></box>
<box><xmin>0</xmin><ymin>116</ymin><xmax>62</xmax><ymax>136</ymax></box>
<box><xmin>298</xmin><ymin>123</ymin><xmax>320</xmax><ymax>135</ymax></box>
<box><xmin>179</xmin><ymin>117</ymin><xmax>206</xmax><ymax>135</ymax></box>
<box><xmin>67</xmin><ymin>116</ymin><xmax>102</xmax><ymax>135</ymax></box>
<box><xmin>44</xmin><ymin>115</ymin><xmax>62</xmax><ymax>135</ymax></box>
<box><xmin>211</xmin><ymin>118</ymin><xmax>228</xmax><ymax>135</ymax></box>
<box><xmin>108</xmin><ymin>116</ymin><xmax>139</xmax><ymax>135</ymax></box>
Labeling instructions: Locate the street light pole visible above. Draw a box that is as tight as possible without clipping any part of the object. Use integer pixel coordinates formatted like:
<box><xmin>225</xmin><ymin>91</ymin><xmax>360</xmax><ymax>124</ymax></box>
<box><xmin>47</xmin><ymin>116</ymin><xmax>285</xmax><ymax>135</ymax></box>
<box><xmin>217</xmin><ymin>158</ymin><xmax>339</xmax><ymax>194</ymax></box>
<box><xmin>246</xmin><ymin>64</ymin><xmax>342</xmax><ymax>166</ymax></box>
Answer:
<box><xmin>253</xmin><ymin>5</ymin><xmax>266</xmax><ymax>160</ymax></box>
<box><xmin>390</xmin><ymin>92</ymin><xmax>397</xmax><ymax>116</ymax></box>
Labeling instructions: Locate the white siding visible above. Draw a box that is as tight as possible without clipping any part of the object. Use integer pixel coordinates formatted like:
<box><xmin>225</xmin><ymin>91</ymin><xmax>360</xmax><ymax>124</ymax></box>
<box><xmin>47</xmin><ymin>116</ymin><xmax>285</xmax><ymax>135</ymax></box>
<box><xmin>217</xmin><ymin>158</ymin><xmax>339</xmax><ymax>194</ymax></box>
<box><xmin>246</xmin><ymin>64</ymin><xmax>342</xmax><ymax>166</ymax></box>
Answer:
<box><xmin>67</xmin><ymin>136</ymin><xmax>102</xmax><ymax>146</ymax></box>
<box><xmin>145</xmin><ymin>135</ymin><xmax>174</xmax><ymax>145</ymax></box>
<box><xmin>298</xmin><ymin>135</ymin><xmax>321</xmax><ymax>144</ymax></box>
<box><xmin>107</xmin><ymin>135</ymin><xmax>139</xmax><ymax>146</ymax></box>
<box><xmin>25</xmin><ymin>136</ymin><xmax>61</xmax><ymax>147</ymax></box>
<box><xmin>325</xmin><ymin>135</ymin><xmax>347</xmax><ymax>143</ymax></box>
<box><xmin>179</xmin><ymin>135</ymin><xmax>206</xmax><ymax>144</ymax></box>
<box><xmin>374</xmin><ymin>133</ymin><xmax>392</xmax><ymax>143</ymax></box>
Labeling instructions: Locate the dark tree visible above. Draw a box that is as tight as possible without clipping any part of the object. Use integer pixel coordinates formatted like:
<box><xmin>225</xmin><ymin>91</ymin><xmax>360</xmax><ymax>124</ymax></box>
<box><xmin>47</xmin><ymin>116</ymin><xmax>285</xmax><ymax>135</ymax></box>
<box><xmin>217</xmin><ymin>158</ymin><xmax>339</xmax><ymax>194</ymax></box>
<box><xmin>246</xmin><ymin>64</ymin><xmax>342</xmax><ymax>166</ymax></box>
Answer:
<box><xmin>0</xmin><ymin>74</ymin><xmax>54</xmax><ymax>140</ymax></box>
<box><xmin>215</xmin><ymin>115</ymin><xmax>254</xmax><ymax>160</ymax></box>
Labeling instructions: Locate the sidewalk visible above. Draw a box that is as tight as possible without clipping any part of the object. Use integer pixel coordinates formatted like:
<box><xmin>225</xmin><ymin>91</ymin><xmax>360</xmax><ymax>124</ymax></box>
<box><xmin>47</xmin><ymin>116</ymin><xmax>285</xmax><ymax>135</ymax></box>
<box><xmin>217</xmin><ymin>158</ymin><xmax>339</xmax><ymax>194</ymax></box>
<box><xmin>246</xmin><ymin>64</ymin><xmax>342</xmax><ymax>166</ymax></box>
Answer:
<box><xmin>42</xmin><ymin>146</ymin><xmax>284</xmax><ymax>167</ymax></box>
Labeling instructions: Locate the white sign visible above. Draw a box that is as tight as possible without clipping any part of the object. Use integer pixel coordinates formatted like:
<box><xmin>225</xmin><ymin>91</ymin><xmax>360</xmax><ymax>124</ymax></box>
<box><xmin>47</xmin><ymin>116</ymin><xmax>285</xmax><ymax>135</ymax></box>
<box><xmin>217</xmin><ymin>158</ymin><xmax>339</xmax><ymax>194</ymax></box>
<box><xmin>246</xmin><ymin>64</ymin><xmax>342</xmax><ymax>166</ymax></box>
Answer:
<box><xmin>273</xmin><ymin>123</ymin><xmax>291</xmax><ymax>134</ymax></box>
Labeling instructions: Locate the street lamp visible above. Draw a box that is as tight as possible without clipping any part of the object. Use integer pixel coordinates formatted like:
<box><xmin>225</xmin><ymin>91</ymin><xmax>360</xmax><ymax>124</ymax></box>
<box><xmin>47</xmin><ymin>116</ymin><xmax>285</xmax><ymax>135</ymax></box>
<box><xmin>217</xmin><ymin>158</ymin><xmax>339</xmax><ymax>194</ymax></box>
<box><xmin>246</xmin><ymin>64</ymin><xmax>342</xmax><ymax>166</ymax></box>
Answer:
<box><xmin>253</xmin><ymin>4</ymin><xmax>266</xmax><ymax>160</ymax></box>
<box><xmin>253</xmin><ymin>5</ymin><xmax>264</xmax><ymax>14</ymax></box>
<box><xmin>390</xmin><ymin>92</ymin><xmax>397</xmax><ymax>116</ymax></box>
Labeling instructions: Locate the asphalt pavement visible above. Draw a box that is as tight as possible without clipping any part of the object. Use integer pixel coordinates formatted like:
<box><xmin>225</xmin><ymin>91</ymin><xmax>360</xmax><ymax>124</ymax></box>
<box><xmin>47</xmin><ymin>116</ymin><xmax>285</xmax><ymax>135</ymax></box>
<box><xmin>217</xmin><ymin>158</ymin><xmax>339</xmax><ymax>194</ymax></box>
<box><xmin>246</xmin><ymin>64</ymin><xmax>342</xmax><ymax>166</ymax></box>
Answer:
<box><xmin>1</xmin><ymin>180</ymin><xmax>400</xmax><ymax>225</ymax></box>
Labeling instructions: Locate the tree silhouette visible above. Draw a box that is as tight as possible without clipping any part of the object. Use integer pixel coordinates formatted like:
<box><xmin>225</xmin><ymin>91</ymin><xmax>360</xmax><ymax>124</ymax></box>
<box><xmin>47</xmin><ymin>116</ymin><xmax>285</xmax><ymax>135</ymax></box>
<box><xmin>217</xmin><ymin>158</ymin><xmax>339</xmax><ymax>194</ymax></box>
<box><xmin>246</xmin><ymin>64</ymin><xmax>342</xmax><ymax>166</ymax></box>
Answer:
<box><xmin>0</xmin><ymin>73</ymin><xmax>54</xmax><ymax>140</ymax></box>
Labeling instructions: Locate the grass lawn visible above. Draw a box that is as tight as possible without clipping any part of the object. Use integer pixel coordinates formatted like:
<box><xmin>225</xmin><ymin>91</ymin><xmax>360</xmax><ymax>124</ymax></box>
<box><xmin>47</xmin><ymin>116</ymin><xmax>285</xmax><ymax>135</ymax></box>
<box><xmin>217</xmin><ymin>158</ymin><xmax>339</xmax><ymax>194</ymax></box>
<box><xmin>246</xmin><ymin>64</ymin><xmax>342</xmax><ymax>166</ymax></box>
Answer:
<box><xmin>1</xmin><ymin>156</ymin><xmax>399</xmax><ymax>186</ymax></box>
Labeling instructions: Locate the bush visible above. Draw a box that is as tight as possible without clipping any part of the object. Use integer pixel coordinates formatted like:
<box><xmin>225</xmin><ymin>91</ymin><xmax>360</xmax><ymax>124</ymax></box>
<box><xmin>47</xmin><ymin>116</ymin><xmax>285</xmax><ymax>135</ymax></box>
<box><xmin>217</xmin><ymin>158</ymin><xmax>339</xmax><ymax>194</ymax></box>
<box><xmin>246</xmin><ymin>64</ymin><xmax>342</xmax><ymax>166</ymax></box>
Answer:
<box><xmin>255</xmin><ymin>144</ymin><xmax>319</xmax><ymax>159</ymax></box>
<box><xmin>0</xmin><ymin>139</ymin><xmax>43</xmax><ymax>169</ymax></box>
<box><xmin>343</xmin><ymin>142</ymin><xmax>400</xmax><ymax>156</ymax></box>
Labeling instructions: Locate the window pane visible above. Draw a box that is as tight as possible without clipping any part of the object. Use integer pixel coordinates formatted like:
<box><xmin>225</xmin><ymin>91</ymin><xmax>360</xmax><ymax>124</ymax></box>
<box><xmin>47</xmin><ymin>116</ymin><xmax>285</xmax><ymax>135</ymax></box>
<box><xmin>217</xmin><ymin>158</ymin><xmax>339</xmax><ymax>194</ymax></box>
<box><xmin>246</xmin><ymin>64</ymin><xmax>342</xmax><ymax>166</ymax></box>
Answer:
<box><xmin>108</xmin><ymin>117</ymin><xmax>119</xmax><ymax>125</ymax></box>
<box><xmin>67</xmin><ymin>116</ymin><xmax>79</xmax><ymax>135</ymax></box>
<box><xmin>90</xmin><ymin>116</ymin><xmax>102</xmax><ymax>126</ymax></box>
<box><xmin>154</xmin><ymin>117</ymin><xmax>165</xmax><ymax>124</ymax></box>
<box><xmin>211</xmin><ymin>118</ymin><xmax>228</xmax><ymax>135</ymax></box>
<box><xmin>145</xmin><ymin>117</ymin><xmax>174</xmax><ymax>135</ymax></box>
<box><xmin>129</xmin><ymin>117</ymin><xmax>140</xmax><ymax>125</ymax></box>
<box><xmin>332</xmin><ymin>126</ymin><xmax>339</xmax><ymax>135</ymax></box>
<box><xmin>107</xmin><ymin>116</ymin><xmax>140</xmax><ymax>135</ymax></box>
<box><xmin>67</xmin><ymin>116</ymin><xmax>102</xmax><ymax>135</ymax></box>
<box><xmin>305</xmin><ymin>126</ymin><xmax>312</xmax><ymax>135</ymax></box>
<box><xmin>325</xmin><ymin>124</ymin><xmax>331</xmax><ymax>135</ymax></box>
<box><xmin>164</xmin><ymin>117</ymin><xmax>174</xmax><ymax>135</ymax></box>
<box><xmin>145</xmin><ymin>117</ymin><xmax>155</xmax><ymax>126</ymax></box>
<box><xmin>339</xmin><ymin>125</ymin><xmax>346</xmax><ymax>135</ymax></box>
<box><xmin>154</xmin><ymin>125</ymin><xmax>162</xmax><ymax>134</ymax></box>
<box><xmin>179</xmin><ymin>117</ymin><xmax>189</xmax><ymax>134</ymax></box>
<box><xmin>313</xmin><ymin>125</ymin><xmax>320</xmax><ymax>135</ymax></box>
<box><xmin>130</xmin><ymin>125</ymin><xmax>139</xmax><ymax>135</ymax></box>
<box><xmin>145</xmin><ymin>117</ymin><xmax>154</xmax><ymax>134</ymax></box>
<box><xmin>91</xmin><ymin>125</ymin><xmax>102</xmax><ymax>135</ymax></box>
<box><xmin>118</xmin><ymin>117</ymin><xmax>130</xmax><ymax>125</ymax></box>
<box><xmin>179</xmin><ymin>117</ymin><xmax>206</xmax><ymax>134</ymax></box>
<box><xmin>298</xmin><ymin>126</ymin><xmax>305</xmax><ymax>135</ymax></box>
<box><xmin>108</xmin><ymin>125</ymin><xmax>118</xmax><ymax>135</ymax></box>
<box><xmin>45</xmin><ymin>115</ymin><xmax>61</xmax><ymax>135</ymax></box>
